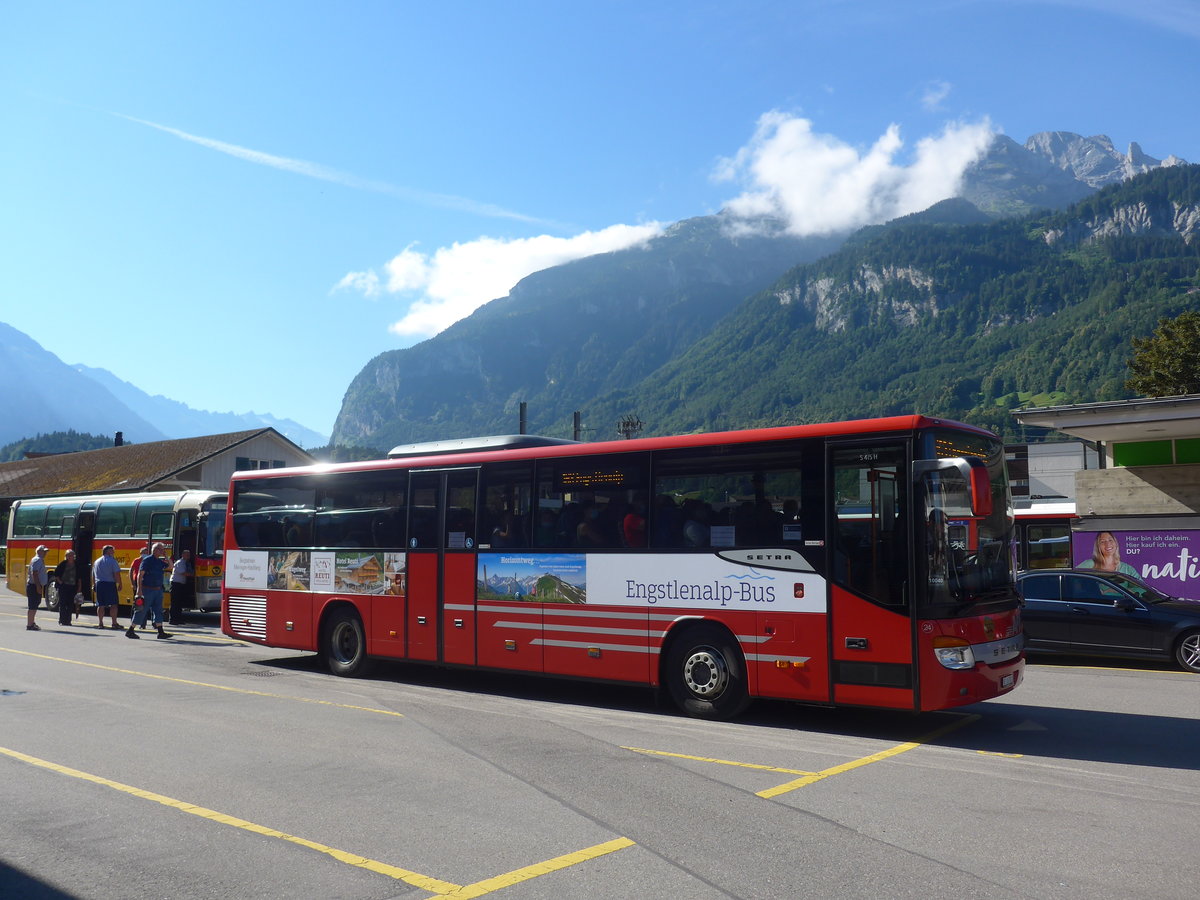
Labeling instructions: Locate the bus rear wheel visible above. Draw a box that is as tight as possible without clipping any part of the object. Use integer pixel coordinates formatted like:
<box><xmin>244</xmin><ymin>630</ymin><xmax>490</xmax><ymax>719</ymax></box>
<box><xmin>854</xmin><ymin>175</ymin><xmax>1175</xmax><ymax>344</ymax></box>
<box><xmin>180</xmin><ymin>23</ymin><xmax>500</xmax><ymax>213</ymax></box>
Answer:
<box><xmin>322</xmin><ymin>609</ymin><xmax>372</xmax><ymax>678</ymax></box>
<box><xmin>665</xmin><ymin>624</ymin><xmax>749</xmax><ymax>720</ymax></box>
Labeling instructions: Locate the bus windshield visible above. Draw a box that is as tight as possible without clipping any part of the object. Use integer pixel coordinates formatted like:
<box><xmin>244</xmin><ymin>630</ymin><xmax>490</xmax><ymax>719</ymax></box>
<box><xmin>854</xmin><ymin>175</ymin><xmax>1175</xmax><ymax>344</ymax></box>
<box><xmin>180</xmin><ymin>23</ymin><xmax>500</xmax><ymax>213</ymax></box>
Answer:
<box><xmin>920</xmin><ymin>431</ymin><xmax>1015</xmax><ymax>613</ymax></box>
<box><xmin>198</xmin><ymin>498</ymin><xmax>227</xmax><ymax>558</ymax></box>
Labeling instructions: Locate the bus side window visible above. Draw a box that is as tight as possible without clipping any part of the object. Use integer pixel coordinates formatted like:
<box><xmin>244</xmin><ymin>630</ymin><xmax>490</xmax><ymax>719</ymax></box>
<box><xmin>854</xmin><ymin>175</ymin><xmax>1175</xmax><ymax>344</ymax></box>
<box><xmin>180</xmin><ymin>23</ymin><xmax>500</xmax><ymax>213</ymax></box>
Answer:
<box><xmin>446</xmin><ymin>471</ymin><xmax>477</xmax><ymax>549</ymax></box>
<box><xmin>231</xmin><ymin>478</ymin><xmax>316</xmax><ymax>549</ymax></box>
<box><xmin>481</xmin><ymin>462</ymin><xmax>533</xmax><ymax>549</ymax></box>
<box><xmin>96</xmin><ymin>500</ymin><xmax>137</xmax><ymax>537</ymax></box>
<box><xmin>534</xmin><ymin>453</ymin><xmax>650</xmax><ymax>550</ymax></box>
<box><xmin>1027</xmin><ymin>524</ymin><xmax>1070</xmax><ymax>569</ymax></box>
<box><xmin>314</xmin><ymin>470</ymin><xmax>407</xmax><ymax>550</ymax></box>
<box><xmin>651</xmin><ymin>441</ymin><xmax>806</xmax><ymax>549</ymax></box>
<box><xmin>13</xmin><ymin>503</ymin><xmax>48</xmax><ymax>537</ymax></box>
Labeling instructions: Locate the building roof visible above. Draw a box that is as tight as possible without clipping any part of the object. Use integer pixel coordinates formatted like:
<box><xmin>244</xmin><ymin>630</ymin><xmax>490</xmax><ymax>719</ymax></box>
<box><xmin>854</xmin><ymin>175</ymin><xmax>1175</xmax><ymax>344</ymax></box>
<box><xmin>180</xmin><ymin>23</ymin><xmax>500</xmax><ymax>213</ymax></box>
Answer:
<box><xmin>1012</xmin><ymin>394</ymin><xmax>1200</xmax><ymax>443</ymax></box>
<box><xmin>0</xmin><ymin>429</ymin><xmax>306</xmax><ymax>500</ymax></box>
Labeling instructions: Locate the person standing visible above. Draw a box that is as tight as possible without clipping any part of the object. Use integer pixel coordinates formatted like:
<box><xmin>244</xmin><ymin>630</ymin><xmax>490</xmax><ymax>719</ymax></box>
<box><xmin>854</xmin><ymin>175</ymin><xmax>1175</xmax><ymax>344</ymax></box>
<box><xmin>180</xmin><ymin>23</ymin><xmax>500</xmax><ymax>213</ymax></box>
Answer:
<box><xmin>129</xmin><ymin>545</ymin><xmax>149</xmax><ymax>629</ymax></box>
<box><xmin>25</xmin><ymin>544</ymin><xmax>49</xmax><ymax>631</ymax></box>
<box><xmin>93</xmin><ymin>544</ymin><xmax>123</xmax><ymax>629</ymax></box>
<box><xmin>54</xmin><ymin>549</ymin><xmax>81</xmax><ymax>627</ymax></box>
<box><xmin>168</xmin><ymin>549</ymin><xmax>193</xmax><ymax>626</ymax></box>
<box><xmin>128</xmin><ymin>542</ymin><xmax>172</xmax><ymax>640</ymax></box>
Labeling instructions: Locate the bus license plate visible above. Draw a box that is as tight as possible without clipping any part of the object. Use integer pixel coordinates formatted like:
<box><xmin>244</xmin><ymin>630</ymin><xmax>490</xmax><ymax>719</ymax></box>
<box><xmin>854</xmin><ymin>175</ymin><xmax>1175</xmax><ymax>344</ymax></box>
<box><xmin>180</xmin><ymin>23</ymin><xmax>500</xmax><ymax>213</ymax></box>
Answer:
<box><xmin>1001</xmin><ymin>674</ymin><xmax>1014</xmax><ymax>689</ymax></box>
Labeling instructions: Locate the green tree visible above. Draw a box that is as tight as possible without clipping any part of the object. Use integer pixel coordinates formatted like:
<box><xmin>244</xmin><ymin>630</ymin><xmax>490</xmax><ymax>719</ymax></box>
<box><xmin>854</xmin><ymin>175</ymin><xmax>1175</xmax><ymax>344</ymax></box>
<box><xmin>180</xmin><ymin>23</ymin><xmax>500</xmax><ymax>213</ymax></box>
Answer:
<box><xmin>1125</xmin><ymin>310</ymin><xmax>1200</xmax><ymax>397</ymax></box>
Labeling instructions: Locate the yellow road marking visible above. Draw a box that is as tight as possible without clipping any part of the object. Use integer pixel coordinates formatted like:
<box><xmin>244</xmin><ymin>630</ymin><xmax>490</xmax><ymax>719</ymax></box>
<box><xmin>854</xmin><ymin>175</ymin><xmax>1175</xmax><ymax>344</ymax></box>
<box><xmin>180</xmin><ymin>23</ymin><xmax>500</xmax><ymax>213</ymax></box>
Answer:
<box><xmin>978</xmin><ymin>750</ymin><xmax>1023</xmax><ymax>758</ymax></box>
<box><xmin>0</xmin><ymin>745</ymin><xmax>457</xmax><ymax>893</ymax></box>
<box><xmin>623</xmin><ymin>746</ymin><xmax>817</xmax><ymax>776</ymax></box>
<box><xmin>0</xmin><ymin>745</ymin><xmax>636</xmax><ymax>898</ymax></box>
<box><xmin>0</xmin><ymin>646</ymin><xmax>403</xmax><ymax>718</ymax></box>
<box><xmin>442</xmin><ymin>838</ymin><xmax>637</xmax><ymax>899</ymax></box>
<box><xmin>756</xmin><ymin>713</ymin><xmax>981</xmax><ymax>798</ymax></box>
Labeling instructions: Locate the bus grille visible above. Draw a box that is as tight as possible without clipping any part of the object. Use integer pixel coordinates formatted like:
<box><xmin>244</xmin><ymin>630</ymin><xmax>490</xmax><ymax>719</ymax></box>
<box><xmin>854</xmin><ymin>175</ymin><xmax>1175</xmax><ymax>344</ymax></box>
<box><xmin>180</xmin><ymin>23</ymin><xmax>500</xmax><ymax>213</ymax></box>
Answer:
<box><xmin>226</xmin><ymin>595</ymin><xmax>267</xmax><ymax>641</ymax></box>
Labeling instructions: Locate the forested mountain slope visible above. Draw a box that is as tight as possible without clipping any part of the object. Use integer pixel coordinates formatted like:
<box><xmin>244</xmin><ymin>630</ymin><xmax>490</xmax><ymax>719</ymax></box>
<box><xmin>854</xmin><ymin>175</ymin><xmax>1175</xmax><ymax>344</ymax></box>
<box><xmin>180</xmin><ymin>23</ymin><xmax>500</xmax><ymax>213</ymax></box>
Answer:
<box><xmin>333</xmin><ymin>216</ymin><xmax>843</xmax><ymax>447</ymax></box>
<box><xmin>331</xmin><ymin>137</ymin><xmax>1192</xmax><ymax>449</ymax></box>
<box><xmin>579</xmin><ymin>165</ymin><xmax>1200</xmax><ymax>439</ymax></box>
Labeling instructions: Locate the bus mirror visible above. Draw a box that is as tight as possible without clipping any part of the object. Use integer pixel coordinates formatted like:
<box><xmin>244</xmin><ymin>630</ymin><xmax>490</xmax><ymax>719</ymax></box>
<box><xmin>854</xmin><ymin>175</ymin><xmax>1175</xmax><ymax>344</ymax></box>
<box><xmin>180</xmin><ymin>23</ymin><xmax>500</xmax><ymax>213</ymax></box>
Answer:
<box><xmin>914</xmin><ymin>457</ymin><xmax>992</xmax><ymax>518</ymax></box>
<box><xmin>969</xmin><ymin>463</ymin><xmax>993</xmax><ymax>518</ymax></box>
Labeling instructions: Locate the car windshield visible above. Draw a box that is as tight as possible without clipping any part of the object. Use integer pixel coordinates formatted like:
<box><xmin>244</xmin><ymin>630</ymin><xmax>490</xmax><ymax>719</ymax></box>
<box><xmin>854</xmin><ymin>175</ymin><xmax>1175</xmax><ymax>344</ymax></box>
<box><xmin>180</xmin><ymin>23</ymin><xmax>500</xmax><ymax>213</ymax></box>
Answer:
<box><xmin>1094</xmin><ymin>572</ymin><xmax>1171</xmax><ymax>603</ymax></box>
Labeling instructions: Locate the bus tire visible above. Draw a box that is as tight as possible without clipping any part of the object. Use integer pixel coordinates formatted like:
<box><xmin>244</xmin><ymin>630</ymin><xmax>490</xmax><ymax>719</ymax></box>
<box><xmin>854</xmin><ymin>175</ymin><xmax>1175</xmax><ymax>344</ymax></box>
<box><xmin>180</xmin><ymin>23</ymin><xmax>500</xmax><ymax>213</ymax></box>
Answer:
<box><xmin>45</xmin><ymin>583</ymin><xmax>60</xmax><ymax>612</ymax></box>
<box><xmin>1175</xmin><ymin>630</ymin><xmax>1200</xmax><ymax>674</ymax></box>
<box><xmin>322</xmin><ymin>608</ymin><xmax>372</xmax><ymax>678</ymax></box>
<box><xmin>665</xmin><ymin>623</ymin><xmax>749</xmax><ymax>720</ymax></box>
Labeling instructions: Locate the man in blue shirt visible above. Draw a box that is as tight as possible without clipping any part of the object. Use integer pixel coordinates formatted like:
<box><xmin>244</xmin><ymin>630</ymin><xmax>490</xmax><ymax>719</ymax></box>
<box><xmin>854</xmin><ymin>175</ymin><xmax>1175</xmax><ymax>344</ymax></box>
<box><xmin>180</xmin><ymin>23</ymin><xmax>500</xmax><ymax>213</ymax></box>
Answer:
<box><xmin>93</xmin><ymin>545</ymin><xmax>124</xmax><ymax>629</ymax></box>
<box><xmin>127</xmin><ymin>542</ymin><xmax>173</xmax><ymax>640</ymax></box>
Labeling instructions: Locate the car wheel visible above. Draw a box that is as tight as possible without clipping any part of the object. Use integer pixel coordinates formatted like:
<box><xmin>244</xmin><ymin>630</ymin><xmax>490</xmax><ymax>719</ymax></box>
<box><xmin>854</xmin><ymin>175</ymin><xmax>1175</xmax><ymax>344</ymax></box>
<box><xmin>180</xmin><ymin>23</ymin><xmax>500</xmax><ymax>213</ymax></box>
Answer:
<box><xmin>322</xmin><ymin>608</ymin><xmax>372</xmax><ymax>677</ymax></box>
<box><xmin>1174</xmin><ymin>630</ymin><xmax>1200</xmax><ymax>674</ymax></box>
<box><xmin>665</xmin><ymin>623</ymin><xmax>749</xmax><ymax>720</ymax></box>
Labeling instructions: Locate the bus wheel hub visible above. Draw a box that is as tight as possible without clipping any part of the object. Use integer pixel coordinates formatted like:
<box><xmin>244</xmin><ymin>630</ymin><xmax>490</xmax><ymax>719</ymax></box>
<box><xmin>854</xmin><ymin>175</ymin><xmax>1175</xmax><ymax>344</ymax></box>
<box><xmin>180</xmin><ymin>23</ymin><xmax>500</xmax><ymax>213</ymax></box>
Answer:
<box><xmin>684</xmin><ymin>648</ymin><xmax>726</xmax><ymax>698</ymax></box>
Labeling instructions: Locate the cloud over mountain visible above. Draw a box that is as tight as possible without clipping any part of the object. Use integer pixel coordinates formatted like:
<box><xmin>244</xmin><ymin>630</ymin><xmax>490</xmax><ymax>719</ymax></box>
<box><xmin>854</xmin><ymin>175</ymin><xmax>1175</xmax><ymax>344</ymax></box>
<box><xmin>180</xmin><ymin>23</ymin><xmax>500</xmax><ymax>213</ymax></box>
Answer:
<box><xmin>714</xmin><ymin>112</ymin><xmax>995</xmax><ymax>236</ymax></box>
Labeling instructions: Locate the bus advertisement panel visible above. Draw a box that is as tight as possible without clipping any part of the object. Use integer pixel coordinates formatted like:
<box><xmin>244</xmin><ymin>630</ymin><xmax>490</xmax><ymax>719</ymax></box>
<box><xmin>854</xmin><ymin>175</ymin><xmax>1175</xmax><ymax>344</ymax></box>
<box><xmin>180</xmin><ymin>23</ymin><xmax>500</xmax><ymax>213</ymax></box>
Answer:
<box><xmin>222</xmin><ymin>417</ymin><xmax>1024</xmax><ymax>719</ymax></box>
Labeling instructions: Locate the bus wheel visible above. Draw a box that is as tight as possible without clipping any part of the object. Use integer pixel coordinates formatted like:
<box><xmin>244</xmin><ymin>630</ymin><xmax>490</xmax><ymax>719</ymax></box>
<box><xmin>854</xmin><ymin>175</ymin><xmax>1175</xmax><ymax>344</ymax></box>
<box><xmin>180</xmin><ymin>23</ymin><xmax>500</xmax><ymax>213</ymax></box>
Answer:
<box><xmin>1175</xmin><ymin>630</ymin><xmax>1200</xmax><ymax>674</ymax></box>
<box><xmin>665</xmin><ymin>624</ymin><xmax>749</xmax><ymax>720</ymax></box>
<box><xmin>45</xmin><ymin>583</ymin><xmax>60</xmax><ymax>612</ymax></box>
<box><xmin>323</xmin><ymin>609</ymin><xmax>371</xmax><ymax>678</ymax></box>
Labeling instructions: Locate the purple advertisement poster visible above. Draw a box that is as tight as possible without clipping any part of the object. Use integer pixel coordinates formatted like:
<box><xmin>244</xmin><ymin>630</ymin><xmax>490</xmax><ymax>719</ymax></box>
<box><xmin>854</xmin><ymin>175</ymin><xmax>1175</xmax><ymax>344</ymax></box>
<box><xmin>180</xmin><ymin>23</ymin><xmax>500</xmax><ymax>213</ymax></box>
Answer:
<box><xmin>1071</xmin><ymin>530</ymin><xmax>1200</xmax><ymax>601</ymax></box>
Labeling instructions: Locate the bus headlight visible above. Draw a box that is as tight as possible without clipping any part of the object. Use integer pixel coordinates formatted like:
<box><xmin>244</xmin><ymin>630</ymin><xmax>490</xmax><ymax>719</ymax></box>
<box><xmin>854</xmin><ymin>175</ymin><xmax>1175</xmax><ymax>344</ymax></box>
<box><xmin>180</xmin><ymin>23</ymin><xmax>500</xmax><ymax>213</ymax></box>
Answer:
<box><xmin>933</xmin><ymin>636</ymin><xmax>976</xmax><ymax>670</ymax></box>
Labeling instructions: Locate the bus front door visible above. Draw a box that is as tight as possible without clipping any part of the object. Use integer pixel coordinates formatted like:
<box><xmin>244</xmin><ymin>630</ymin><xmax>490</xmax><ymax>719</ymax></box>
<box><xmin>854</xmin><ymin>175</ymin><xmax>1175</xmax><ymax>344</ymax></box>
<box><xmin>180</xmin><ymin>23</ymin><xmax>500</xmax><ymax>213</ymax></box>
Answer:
<box><xmin>828</xmin><ymin>443</ymin><xmax>917</xmax><ymax>710</ymax></box>
<box><xmin>74</xmin><ymin>511</ymin><xmax>96</xmax><ymax>604</ymax></box>
<box><xmin>406</xmin><ymin>469</ymin><xmax>479</xmax><ymax>666</ymax></box>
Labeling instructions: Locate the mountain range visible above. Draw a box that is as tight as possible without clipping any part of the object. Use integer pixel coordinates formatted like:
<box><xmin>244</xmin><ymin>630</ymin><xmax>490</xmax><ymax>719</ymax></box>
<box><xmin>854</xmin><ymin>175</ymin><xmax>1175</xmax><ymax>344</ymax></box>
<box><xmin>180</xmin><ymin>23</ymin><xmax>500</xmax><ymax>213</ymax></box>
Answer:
<box><xmin>0</xmin><ymin>323</ymin><xmax>328</xmax><ymax>450</ymax></box>
<box><xmin>331</xmin><ymin>132</ymin><xmax>1195</xmax><ymax>448</ymax></box>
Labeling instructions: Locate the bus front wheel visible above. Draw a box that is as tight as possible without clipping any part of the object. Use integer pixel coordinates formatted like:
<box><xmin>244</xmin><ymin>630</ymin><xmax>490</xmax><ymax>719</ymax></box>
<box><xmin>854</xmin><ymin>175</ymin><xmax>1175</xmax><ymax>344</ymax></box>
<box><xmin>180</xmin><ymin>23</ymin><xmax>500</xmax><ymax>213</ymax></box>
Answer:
<box><xmin>322</xmin><ymin>609</ymin><xmax>372</xmax><ymax>678</ymax></box>
<box><xmin>665</xmin><ymin>624</ymin><xmax>749</xmax><ymax>720</ymax></box>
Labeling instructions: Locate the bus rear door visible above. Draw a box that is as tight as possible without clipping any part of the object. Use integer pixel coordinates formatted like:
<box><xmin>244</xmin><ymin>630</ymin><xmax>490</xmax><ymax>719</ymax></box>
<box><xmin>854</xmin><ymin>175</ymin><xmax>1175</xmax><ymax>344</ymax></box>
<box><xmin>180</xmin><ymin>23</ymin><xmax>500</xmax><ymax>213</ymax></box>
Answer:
<box><xmin>406</xmin><ymin>469</ymin><xmax>479</xmax><ymax>665</ymax></box>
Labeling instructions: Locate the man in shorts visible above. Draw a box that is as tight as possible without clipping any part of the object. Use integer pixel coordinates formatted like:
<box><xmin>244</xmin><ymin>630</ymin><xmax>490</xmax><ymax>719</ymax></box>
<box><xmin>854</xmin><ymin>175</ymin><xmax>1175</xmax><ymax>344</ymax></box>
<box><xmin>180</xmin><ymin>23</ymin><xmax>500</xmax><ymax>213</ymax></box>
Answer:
<box><xmin>92</xmin><ymin>545</ymin><xmax>123</xmax><ymax>629</ymax></box>
<box><xmin>25</xmin><ymin>544</ymin><xmax>48</xmax><ymax>631</ymax></box>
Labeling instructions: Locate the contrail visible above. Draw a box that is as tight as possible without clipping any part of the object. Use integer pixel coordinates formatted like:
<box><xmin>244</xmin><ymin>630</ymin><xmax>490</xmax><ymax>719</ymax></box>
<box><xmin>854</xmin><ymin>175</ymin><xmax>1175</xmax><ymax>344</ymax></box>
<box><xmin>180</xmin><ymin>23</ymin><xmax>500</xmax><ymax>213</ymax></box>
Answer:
<box><xmin>113</xmin><ymin>112</ymin><xmax>560</xmax><ymax>227</ymax></box>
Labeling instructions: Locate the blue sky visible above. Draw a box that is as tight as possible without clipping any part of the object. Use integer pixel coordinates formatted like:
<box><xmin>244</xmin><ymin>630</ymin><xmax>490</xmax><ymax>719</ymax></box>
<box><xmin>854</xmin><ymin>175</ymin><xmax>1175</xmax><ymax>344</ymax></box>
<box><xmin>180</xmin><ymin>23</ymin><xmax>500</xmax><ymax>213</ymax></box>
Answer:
<box><xmin>3</xmin><ymin>0</ymin><xmax>1198</xmax><ymax>439</ymax></box>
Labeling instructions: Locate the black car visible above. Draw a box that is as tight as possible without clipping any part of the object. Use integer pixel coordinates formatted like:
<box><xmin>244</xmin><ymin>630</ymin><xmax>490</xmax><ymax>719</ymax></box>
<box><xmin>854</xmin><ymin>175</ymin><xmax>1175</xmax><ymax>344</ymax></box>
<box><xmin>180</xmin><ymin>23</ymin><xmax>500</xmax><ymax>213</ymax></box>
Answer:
<box><xmin>1018</xmin><ymin>569</ymin><xmax>1200</xmax><ymax>673</ymax></box>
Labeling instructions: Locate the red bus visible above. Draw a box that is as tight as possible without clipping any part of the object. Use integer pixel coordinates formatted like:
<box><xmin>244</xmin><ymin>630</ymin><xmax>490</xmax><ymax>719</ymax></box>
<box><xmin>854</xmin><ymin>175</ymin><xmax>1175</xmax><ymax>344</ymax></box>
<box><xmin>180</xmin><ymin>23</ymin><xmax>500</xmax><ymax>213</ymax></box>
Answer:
<box><xmin>222</xmin><ymin>417</ymin><xmax>1023</xmax><ymax>719</ymax></box>
<box><xmin>6</xmin><ymin>490</ymin><xmax>227</xmax><ymax>613</ymax></box>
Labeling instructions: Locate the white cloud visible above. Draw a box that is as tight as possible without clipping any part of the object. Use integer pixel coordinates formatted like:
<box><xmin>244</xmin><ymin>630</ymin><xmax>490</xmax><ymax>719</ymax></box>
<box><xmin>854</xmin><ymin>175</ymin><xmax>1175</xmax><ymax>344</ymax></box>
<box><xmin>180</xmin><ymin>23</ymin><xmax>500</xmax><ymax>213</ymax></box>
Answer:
<box><xmin>921</xmin><ymin>80</ymin><xmax>952</xmax><ymax>111</ymax></box>
<box><xmin>332</xmin><ymin>270</ymin><xmax>381</xmax><ymax>298</ymax></box>
<box><xmin>336</xmin><ymin>224</ymin><xmax>663</xmax><ymax>338</ymax></box>
<box><xmin>715</xmin><ymin>112</ymin><xmax>995</xmax><ymax>235</ymax></box>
